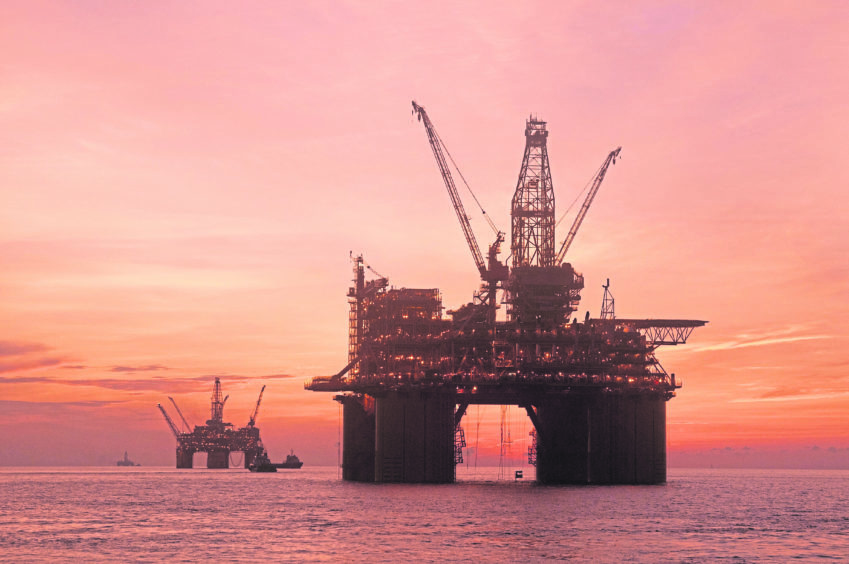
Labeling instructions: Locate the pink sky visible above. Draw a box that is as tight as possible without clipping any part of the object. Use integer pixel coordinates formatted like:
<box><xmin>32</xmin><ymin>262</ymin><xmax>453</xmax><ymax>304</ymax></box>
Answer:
<box><xmin>2</xmin><ymin>1</ymin><xmax>848</xmax><ymax>467</ymax></box>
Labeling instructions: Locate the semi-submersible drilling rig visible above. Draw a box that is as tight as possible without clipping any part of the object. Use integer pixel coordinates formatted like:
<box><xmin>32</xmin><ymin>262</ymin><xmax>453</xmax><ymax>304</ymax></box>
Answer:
<box><xmin>307</xmin><ymin>102</ymin><xmax>706</xmax><ymax>484</ymax></box>
<box><xmin>157</xmin><ymin>377</ymin><xmax>268</xmax><ymax>468</ymax></box>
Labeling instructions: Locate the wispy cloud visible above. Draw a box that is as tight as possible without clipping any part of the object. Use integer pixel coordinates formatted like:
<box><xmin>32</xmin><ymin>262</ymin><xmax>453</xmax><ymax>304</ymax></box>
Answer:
<box><xmin>686</xmin><ymin>333</ymin><xmax>832</xmax><ymax>354</ymax></box>
<box><xmin>0</xmin><ymin>340</ymin><xmax>68</xmax><ymax>373</ymax></box>
<box><xmin>731</xmin><ymin>391</ymin><xmax>849</xmax><ymax>404</ymax></box>
<box><xmin>109</xmin><ymin>364</ymin><xmax>168</xmax><ymax>373</ymax></box>
<box><xmin>0</xmin><ymin>399</ymin><xmax>123</xmax><ymax>409</ymax></box>
<box><xmin>0</xmin><ymin>400</ymin><xmax>127</xmax><ymax>421</ymax></box>
<box><xmin>0</xmin><ymin>340</ymin><xmax>50</xmax><ymax>356</ymax></box>
<box><xmin>0</xmin><ymin>356</ymin><xmax>66</xmax><ymax>373</ymax></box>
<box><xmin>0</xmin><ymin>372</ymin><xmax>296</xmax><ymax>393</ymax></box>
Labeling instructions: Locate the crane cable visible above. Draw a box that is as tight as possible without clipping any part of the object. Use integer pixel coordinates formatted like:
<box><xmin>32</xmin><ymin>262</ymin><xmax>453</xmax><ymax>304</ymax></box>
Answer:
<box><xmin>365</xmin><ymin>264</ymin><xmax>385</xmax><ymax>279</ymax></box>
<box><xmin>337</xmin><ymin>401</ymin><xmax>341</xmax><ymax>479</ymax></box>
<box><xmin>473</xmin><ymin>405</ymin><xmax>481</xmax><ymax>477</ymax></box>
<box><xmin>431</xmin><ymin>127</ymin><xmax>501</xmax><ymax>238</ymax></box>
<box><xmin>555</xmin><ymin>158</ymin><xmax>607</xmax><ymax>228</ymax></box>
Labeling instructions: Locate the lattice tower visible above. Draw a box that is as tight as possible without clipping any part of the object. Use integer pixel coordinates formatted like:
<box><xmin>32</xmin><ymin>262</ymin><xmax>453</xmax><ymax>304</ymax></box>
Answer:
<box><xmin>210</xmin><ymin>377</ymin><xmax>224</xmax><ymax>422</ymax></box>
<box><xmin>511</xmin><ymin>117</ymin><xmax>556</xmax><ymax>267</ymax></box>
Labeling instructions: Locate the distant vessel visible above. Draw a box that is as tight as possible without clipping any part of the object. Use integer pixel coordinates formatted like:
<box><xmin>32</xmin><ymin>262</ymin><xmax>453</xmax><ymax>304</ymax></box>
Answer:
<box><xmin>248</xmin><ymin>450</ymin><xmax>277</xmax><ymax>473</ymax></box>
<box><xmin>274</xmin><ymin>450</ymin><xmax>303</xmax><ymax>469</ymax></box>
<box><xmin>116</xmin><ymin>451</ymin><xmax>140</xmax><ymax>467</ymax></box>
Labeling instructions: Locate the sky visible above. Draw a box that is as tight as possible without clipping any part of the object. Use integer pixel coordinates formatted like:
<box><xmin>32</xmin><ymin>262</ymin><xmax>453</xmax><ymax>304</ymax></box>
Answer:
<box><xmin>2</xmin><ymin>1</ymin><xmax>848</xmax><ymax>468</ymax></box>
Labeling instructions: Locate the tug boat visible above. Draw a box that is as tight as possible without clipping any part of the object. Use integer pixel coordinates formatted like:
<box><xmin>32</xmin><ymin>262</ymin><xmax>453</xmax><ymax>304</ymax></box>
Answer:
<box><xmin>274</xmin><ymin>450</ymin><xmax>303</xmax><ymax>469</ymax></box>
<box><xmin>248</xmin><ymin>451</ymin><xmax>277</xmax><ymax>472</ymax></box>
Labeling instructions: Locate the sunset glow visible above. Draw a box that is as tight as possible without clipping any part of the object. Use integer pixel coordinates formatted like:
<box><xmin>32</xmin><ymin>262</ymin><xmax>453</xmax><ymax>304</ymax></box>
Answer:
<box><xmin>2</xmin><ymin>1</ymin><xmax>848</xmax><ymax>467</ymax></box>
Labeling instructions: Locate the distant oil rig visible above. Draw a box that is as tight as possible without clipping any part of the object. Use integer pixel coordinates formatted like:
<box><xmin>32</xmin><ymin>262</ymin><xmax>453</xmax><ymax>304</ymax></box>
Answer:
<box><xmin>306</xmin><ymin>102</ymin><xmax>706</xmax><ymax>484</ymax></box>
<box><xmin>116</xmin><ymin>451</ymin><xmax>140</xmax><ymax>466</ymax></box>
<box><xmin>157</xmin><ymin>378</ymin><xmax>267</xmax><ymax>469</ymax></box>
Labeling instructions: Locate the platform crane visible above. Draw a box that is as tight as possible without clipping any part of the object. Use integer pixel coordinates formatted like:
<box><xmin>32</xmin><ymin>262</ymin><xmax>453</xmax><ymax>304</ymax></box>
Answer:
<box><xmin>168</xmin><ymin>396</ymin><xmax>193</xmax><ymax>433</ymax></box>
<box><xmin>156</xmin><ymin>403</ymin><xmax>181</xmax><ymax>439</ymax></box>
<box><xmin>412</xmin><ymin>101</ymin><xmax>488</xmax><ymax>275</ymax></box>
<box><xmin>247</xmin><ymin>385</ymin><xmax>266</xmax><ymax>427</ymax></box>
<box><xmin>412</xmin><ymin>101</ymin><xmax>509</xmax><ymax>321</ymax></box>
<box><xmin>555</xmin><ymin>147</ymin><xmax>621</xmax><ymax>264</ymax></box>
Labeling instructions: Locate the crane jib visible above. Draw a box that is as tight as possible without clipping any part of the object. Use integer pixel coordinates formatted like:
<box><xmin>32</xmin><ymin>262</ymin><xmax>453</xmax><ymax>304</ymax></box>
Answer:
<box><xmin>413</xmin><ymin>101</ymin><xmax>486</xmax><ymax>274</ymax></box>
<box><xmin>555</xmin><ymin>147</ymin><xmax>622</xmax><ymax>265</ymax></box>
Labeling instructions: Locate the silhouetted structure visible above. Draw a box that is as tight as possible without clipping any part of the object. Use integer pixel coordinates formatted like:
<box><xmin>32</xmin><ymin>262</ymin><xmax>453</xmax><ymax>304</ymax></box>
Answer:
<box><xmin>307</xmin><ymin>103</ymin><xmax>706</xmax><ymax>484</ymax></box>
<box><xmin>116</xmin><ymin>451</ymin><xmax>140</xmax><ymax>466</ymax></box>
<box><xmin>157</xmin><ymin>378</ymin><xmax>267</xmax><ymax>469</ymax></box>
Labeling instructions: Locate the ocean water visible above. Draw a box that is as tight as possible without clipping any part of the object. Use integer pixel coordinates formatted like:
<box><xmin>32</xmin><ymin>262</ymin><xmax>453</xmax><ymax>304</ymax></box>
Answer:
<box><xmin>1</xmin><ymin>466</ymin><xmax>847</xmax><ymax>562</ymax></box>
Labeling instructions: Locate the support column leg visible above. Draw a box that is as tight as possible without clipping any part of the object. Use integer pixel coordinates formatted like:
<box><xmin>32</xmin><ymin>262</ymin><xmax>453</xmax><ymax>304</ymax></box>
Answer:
<box><xmin>635</xmin><ymin>395</ymin><xmax>654</xmax><ymax>484</ymax></box>
<box><xmin>535</xmin><ymin>395</ymin><xmax>590</xmax><ymax>484</ymax></box>
<box><xmin>340</xmin><ymin>394</ymin><xmax>376</xmax><ymax>482</ymax></box>
<box><xmin>588</xmin><ymin>394</ymin><xmax>613</xmax><ymax>484</ymax></box>
<box><xmin>653</xmin><ymin>396</ymin><xmax>668</xmax><ymax>484</ymax></box>
<box><xmin>176</xmin><ymin>448</ymin><xmax>194</xmax><ymax>469</ymax></box>
<box><xmin>611</xmin><ymin>393</ymin><xmax>637</xmax><ymax>483</ymax></box>
<box><xmin>375</xmin><ymin>391</ymin><xmax>454</xmax><ymax>483</ymax></box>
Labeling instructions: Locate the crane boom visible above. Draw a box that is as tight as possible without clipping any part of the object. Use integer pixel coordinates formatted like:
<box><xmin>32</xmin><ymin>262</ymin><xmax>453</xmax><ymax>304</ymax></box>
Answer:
<box><xmin>156</xmin><ymin>403</ymin><xmax>181</xmax><ymax>438</ymax></box>
<box><xmin>248</xmin><ymin>385</ymin><xmax>266</xmax><ymax>427</ymax></box>
<box><xmin>168</xmin><ymin>396</ymin><xmax>192</xmax><ymax>432</ymax></box>
<box><xmin>555</xmin><ymin>147</ymin><xmax>621</xmax><ymax>265</ymax></box>
<box><xmin>412</xmin><ymin>101</ymin><xmax>486</xmax><ymax>275</ymax></box>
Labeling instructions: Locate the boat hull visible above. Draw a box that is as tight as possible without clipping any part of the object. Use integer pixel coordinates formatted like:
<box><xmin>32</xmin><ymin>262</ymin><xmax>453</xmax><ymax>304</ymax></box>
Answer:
<box><xmin>249</xmin><ymin>464</ymin><xmax>277</xmax><ymax>472</ymax></box>
<box><xmin>273</xmin><ymin>462</ymin><xmax>303</xmax><ymax>469</ymax></box>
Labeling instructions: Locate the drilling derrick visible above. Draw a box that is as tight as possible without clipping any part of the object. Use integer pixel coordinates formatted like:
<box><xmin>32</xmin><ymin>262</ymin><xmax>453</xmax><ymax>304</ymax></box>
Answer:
<box><xmin>512</xmin><ymin>117</ymin><xmax>556</xmax><ymax>268</ymax></box>
<box><xmin>508</xmin><ymin>117</ymin><xmax>583</xmax><ymax>328</ymax></box>
<box><xmin>209</xmin><ymin>377</ymin><xmax>225</xmax><ymax>425</ymax></box>
<box><xmin>306</xmin><ymin>102</ymin><xmax>707</xmax><ymax>486</ymax></box>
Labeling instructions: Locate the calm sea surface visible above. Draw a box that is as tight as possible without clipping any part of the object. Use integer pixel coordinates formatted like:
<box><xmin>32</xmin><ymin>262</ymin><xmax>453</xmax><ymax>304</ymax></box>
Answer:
<box><xmin>1</xmin><ymin>466</ymin><xmax>847</xmax><ymax>562</ymax></box>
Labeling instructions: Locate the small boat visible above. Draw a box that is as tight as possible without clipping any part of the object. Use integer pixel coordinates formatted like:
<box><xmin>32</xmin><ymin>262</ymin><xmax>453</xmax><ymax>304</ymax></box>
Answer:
<box><xmin>248</xmin><ymin>451</ymin><xmax>277</xmax><ymax>473</ymax></box>
<box><xmin>273</xmin><ymin>450</ymin><xmax>303</xmax><ymax>469</ymax></box>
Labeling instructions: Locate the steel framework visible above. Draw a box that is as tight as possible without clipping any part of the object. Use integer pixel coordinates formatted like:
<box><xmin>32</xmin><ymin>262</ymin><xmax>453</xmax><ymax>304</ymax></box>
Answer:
<box><xmin>306</xmin><ymin>104</ymin><xmax>707</xmax><ymax>484</ymax></box>
<box><xmin>157</xmin><ymin>378</ymin><xmax>269</xmax><ymax>469</ymax></box>
<box><xmin>512</xmin><ymin>117</ymin><xmax>556</xmax><ymax>268</ymax></box>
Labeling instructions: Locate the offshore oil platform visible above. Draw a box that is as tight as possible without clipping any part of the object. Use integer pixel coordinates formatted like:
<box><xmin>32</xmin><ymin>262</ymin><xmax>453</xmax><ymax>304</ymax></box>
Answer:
<box><xmin>157</xmin><ymin>378</ymin><xmax>268</xmax><ymax>469</ymax></box>
<box><xmin>306</xmin><ymin>101</ymin><xmax>706</xmax><ymax>485</ymax></box>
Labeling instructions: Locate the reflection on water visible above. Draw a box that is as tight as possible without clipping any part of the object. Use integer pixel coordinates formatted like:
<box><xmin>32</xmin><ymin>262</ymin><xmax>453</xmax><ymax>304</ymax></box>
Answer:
<box><xmin>1</xmin><ymin>467</ymin><xmax>848</xmax><ymax>561</ymax></box>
